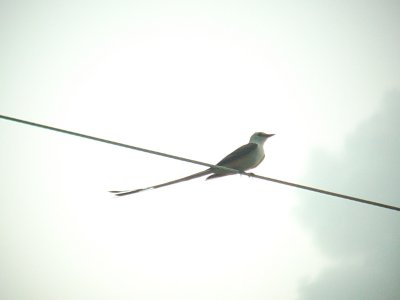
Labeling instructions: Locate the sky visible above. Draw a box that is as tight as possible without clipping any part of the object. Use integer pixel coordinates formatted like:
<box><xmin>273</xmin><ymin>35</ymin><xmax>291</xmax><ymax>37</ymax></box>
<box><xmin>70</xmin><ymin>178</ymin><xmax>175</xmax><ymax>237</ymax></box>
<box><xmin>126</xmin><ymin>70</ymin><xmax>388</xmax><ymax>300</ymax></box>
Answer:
<box><xmin>1</xmin><ymin>1</ymin><xmax>399</xmax><ymax>299</ymax></box>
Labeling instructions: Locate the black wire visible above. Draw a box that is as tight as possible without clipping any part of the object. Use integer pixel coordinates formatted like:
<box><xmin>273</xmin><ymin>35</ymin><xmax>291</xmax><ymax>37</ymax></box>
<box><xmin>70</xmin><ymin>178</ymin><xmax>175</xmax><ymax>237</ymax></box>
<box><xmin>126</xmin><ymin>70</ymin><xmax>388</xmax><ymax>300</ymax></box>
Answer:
<box><xmin>1</xmin><ymin>114</ymin><xmax>399</xmax><ymax>212</ymax></box>
<box><xmin>249</xmin><ymin>174</ymin><xmax>400</xmax><ymax>211</ymax></box>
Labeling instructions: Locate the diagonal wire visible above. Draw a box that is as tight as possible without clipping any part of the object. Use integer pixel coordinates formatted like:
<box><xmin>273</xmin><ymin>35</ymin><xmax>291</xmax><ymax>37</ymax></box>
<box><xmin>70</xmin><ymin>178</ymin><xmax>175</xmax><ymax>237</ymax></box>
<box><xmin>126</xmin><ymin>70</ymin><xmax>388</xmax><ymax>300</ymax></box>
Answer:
<box><xmin>0</xmin><ymin>115</ymin><xmax>238</xmax><ymax>173</ymax></box>
<box><xmin>247</xmin><ymin>174</ymin><xmax>399</xmax><ymax>211</ymax></box>
<box><xmin>1</xmin><ymin>114</ymin><xmax>399</xmax><ymax>212</ymax></box>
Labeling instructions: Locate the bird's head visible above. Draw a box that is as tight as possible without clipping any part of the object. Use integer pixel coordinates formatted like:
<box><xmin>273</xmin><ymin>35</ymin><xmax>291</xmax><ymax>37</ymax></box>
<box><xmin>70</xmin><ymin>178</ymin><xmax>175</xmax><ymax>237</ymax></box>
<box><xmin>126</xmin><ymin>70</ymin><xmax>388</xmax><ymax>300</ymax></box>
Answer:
<box><xmin>250</xmin><ymin>132</ymin><xmax>275</xmax><ymax>144</ymax></box>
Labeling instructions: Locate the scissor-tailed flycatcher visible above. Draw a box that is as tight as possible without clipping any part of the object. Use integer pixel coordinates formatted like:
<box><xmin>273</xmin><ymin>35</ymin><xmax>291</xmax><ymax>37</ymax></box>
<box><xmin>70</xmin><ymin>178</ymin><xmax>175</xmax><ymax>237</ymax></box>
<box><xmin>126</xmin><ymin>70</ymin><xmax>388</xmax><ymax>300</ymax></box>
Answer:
<box><xmin>110</xmin><ymin>132</ymin><xmax>274</xmax><ymax>196</ymax></box>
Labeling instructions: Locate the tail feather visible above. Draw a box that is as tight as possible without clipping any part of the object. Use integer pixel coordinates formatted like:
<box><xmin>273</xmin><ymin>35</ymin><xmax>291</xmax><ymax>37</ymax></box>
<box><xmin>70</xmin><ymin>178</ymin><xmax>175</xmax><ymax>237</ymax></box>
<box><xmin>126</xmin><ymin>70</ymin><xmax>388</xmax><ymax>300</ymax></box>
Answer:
<box><xmin>109</xmin><ymin>169</ymin><xmax>212</xmax><ymax>196</ymax></box>
<box><xmin>206</xmin><ymin>173</ymin><xmax>230</xmax><ymax>180</ymax></box>
<box><xmin>109</xmin><ymin>188</ymin><xmax>150</xmax><ymax>196</ymax></box>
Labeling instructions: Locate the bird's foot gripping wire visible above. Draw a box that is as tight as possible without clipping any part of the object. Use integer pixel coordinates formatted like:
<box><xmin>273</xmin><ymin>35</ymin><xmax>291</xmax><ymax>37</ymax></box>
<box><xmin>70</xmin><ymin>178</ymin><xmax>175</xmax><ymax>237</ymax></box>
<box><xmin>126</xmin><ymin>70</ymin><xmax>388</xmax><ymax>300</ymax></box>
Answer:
<box><xmin>240</xmin><ymin>171</ymin><xmax>255</xmax><ymax>178</ymax></box>
<box><xmin>240</xmin><ymin>172</ymin><xmax>256</xmax><ymax>177</ymax></box>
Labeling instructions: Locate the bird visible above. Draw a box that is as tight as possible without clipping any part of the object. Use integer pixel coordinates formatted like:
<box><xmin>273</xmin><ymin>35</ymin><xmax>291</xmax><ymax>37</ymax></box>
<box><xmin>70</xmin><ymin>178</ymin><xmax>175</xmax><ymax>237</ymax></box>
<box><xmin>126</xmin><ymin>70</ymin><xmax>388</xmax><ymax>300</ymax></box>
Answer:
<box><xmin>110</xmin><ymin>132</ymin><xmax>274</xmax><ymax>196</ymax></box>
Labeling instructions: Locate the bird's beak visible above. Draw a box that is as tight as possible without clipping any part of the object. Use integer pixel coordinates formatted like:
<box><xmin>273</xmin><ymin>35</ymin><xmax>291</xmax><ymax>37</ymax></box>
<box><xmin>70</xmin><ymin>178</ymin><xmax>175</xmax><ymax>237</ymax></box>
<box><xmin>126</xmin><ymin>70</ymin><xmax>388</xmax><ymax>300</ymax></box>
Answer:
<box><xmin>265</xmin><ymin>133</ymin><xmax>275</xmax><ymax>138</ymax></box>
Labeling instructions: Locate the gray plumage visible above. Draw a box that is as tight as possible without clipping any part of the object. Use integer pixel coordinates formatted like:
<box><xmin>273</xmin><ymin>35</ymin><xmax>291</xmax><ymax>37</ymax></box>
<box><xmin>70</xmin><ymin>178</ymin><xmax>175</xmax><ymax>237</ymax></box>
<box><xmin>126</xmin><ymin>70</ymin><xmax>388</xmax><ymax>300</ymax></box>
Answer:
<box><xmin>110</xmin><ymin>132</ymin><xmax>274</xmax><ymax>196</ymax></box>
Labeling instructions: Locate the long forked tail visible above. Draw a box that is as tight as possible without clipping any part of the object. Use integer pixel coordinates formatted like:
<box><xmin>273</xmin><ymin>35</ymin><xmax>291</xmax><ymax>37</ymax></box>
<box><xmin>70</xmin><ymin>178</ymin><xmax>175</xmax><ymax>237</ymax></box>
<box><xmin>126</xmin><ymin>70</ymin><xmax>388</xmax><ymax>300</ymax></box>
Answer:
<box><xmin>109</xmin><ymin>169</ymin><xmax>213</xmax><ymax>196</ymax></box>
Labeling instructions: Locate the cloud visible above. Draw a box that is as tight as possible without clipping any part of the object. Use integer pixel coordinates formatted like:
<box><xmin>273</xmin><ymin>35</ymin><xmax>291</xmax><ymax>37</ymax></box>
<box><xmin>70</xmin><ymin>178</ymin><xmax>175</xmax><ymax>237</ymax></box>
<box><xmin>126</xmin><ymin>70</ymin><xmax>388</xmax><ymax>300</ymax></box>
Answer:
<box><xmin>295</xmin><ymin>93</ymin><xmax>400</xmax><ymax>299</ymax></box>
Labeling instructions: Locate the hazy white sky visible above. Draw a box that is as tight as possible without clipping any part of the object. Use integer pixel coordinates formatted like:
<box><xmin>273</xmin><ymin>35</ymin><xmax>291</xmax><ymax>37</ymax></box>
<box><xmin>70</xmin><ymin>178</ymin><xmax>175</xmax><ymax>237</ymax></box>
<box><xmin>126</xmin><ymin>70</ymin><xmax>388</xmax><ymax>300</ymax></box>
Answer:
<box><xmin>1</xmin><ymin>1</ymin><xmax>399</xmax><ymax>299</ymax></box>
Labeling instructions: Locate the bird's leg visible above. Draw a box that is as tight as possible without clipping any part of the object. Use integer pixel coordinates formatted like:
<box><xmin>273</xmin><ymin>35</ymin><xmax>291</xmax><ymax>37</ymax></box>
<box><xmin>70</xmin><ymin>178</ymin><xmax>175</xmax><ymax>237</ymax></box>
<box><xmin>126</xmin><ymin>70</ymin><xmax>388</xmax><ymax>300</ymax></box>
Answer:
<box><xmin>240</xmin><ymin>171</ymin><xmax>255</xmax><ymax>178</ymax></box>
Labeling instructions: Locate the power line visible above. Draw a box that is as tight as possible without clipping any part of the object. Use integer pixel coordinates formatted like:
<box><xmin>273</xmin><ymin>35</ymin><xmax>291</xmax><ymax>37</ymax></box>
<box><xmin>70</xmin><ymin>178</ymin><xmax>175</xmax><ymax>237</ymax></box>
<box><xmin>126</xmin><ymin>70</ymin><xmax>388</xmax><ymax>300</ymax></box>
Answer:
<box><xmin>1</xmin><ymin>114</ymin><xmax>399</xmax><ymax>212</ymax></box>
<box><xmin>248</xmin><ymin>174</ymin><xmax>399</xmax><ymax>211</ymax></box>
<box><xmin>0</xmin><ymin>114</ymin><xmax>237</xmax><ymax>174</ymax></box>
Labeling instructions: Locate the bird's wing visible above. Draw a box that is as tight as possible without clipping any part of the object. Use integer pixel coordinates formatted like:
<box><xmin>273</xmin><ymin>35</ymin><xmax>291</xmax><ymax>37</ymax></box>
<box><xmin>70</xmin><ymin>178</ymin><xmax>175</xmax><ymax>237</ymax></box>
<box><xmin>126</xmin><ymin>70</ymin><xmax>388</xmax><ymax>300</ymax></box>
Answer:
<box><xmin>216</xmin><ymin>143</ymin><xmax>257</xmax><ymax>167</ymax></box>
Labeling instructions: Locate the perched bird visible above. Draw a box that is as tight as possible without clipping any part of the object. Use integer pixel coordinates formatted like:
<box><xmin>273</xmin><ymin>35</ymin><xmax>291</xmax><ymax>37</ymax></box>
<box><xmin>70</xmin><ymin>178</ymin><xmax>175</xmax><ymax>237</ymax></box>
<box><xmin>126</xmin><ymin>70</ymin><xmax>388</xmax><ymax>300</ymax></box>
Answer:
<box><xmin>110</xmin><ymin>132</ymin><xmax>274</xmax><ymax>196</ymax></box>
